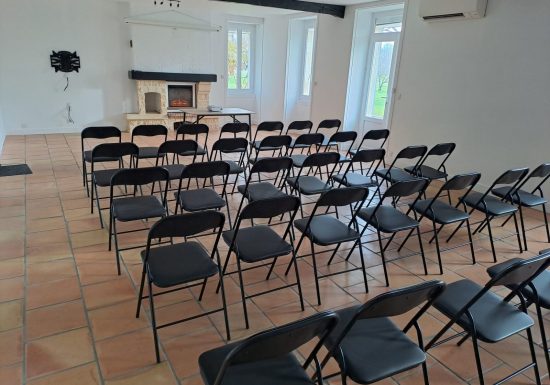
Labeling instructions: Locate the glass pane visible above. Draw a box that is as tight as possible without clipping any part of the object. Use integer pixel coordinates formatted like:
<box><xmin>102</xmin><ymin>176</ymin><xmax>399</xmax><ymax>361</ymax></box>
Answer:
<box><xmin>241</xmin><ymin>31</ymin><xmax>251</xmax><ymax>89</ymax></box>
<box><xmin>227</xmin><ymin>29</ymin><xmax>238</xmax><ymax>89</ymax></box>
<box><xmin>374</xmin><ymin>22</ymin><xmax>402</xmax><ymax>34</ymax></box>
<box><xmin>302</xmin><ymin>27</ymin><xmax>315</xmax><ymax>96</ymax></box>
<box><xmin>366</xmin><ymin>41</ymin><xmax>394</xmax><ymax>119</ymax></box>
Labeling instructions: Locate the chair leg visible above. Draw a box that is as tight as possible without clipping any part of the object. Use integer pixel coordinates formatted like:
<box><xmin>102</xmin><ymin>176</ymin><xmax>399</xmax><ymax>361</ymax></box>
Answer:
<box><xmin>326</xmin><ymin>243</ymin><xmax>341</xmax><ymax>266</ymax></box>
<box><xmin>291</xmin><ymin>248</ymin><xmax>305</xmax><ymax>311</ymax></box>
<box><xmin>136</xmin><ymin>264</ymin><xmax>146</xmax><ymax>318</ymax></box>
<box><xmin>284</xmin><ymin>233</ymin><xmax>306</xmax><ymax>276</ymax></box>
<box><xmin>534</xmin><ymin>302</ymin><xmax>550</xmax><ymax>375</ymax></box>
<box><xmin>94</xmin><ymin>183</ymin><xmax>104</xmax><ymax>228</ymax></box>
<box><xmin>377</xmin><ymin>230</ymin><xmax>390</xmax><ymax>287</ymax></box>
<box><xmin>518</xmin><ymin>205</ymin><xmax>528</xmax><ymax>251</ymax></box>
<box><xmin>310</xmin><ymin>239</ymin><xmax>322</xmax><ymax>306</ymax></box>
<box><xmin>421</xmin><ymin>360</ymin><xmax>430</xmax><ymax>385</ymax></box>
<box><xmin>485</xmin><ymin>214</ymin><xmax>497</xmax><ymax>263</ymax></box>
<box><xmin>466</xmin><ymin>218</ymin><xmax>476</xmax><ymax>265</ymax></box>
<box><xmin>235</xmin><ymin>258</ymin><xmax>249</xmax><ymax>329</ymax></box>
<box><xmin>198</xmin><ymin>278</ymin><xmax>208</xmax><ymax>301</ymax></box>
<box><xmin>416</xmin><ymin>226</ymin><xmax>428</xmax><ymax>275</ymax></box>
<box><xmin>147</xmin><ymin>278</ymin><xmax>161</xmax><ymax>363</ymax></box>
<box><xmin>358</xmin><ymin>239</ymin><xmax>369</xmax><ymax>293</ymax></box>
<box><xmin>108</xmin><ymin>210</ymin><xmax>113</xmax><ymax>251</ymax></box>
<box><xmin>216</xmin><ymin>249</ymin><xmax>232</xmax><ymax>294</ymax></box>
<box><xmin>112</xmin><ymin>219</ymin><xmax>121</xmax><ymax>275</ymax></box>
<box><xmin>432</xmin><ymin>220</ymin><xmax>443</xmax><ymax>275</ymax></box>
<box><xmin>526</xmin><ymin>327</ymin><xmax>542</xmax><ymax>385</ymax></box>
<box><xmin>217</xmin><ymin>264</ymin><xmax>231</xmax><ymax>341</ymax></box>
<box><xmin>471</xmin><ymin>333</ymin><xmax>485</xmax><ymax>385</ymax></box>
<box><xmin>512</xmin><ymin>212</ymin><xmax>523</xmax><ymax>253</ymax></box>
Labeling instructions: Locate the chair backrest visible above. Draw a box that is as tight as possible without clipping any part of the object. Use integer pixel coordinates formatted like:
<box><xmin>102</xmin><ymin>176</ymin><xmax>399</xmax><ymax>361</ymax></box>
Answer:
<box><xmin>316</xmin><ymin>119</ymin><xmax>341</xmax><ymax>133</ymax></box>
<box><xmin>132</xmin><ymin>125</ymin><xmax>168</xmax><ymax>140</ymax></box>
<box><xmin>293</xmin><ymin>133</ymin><xmax>325</xmax><ymax>147</ymax></box>
<box><xmin>219</xmin><ymin>122</ymin><xmax>250</xmax><ymax>138</ymax></box>
<box><xmin>256</xmin><ymin>121</ymin><xmax>284</xmax><ymax>133</ymax></box>
<box><xmin>442</xmin><ymin>172</ymin><xmax>481</xmax><ymax>192</ymax></box>
<box><xmin>210</xmin><ymin>311</ymin><xmax>339</xmax><ymax>385</ymax></box>
<box><xmin>383</xmin><ymin>178</ymin><xmax>429</xmax><ymax>199</ymax></box>
<box><xmin>157</xmin><ymin>139</ymin><xmax>198</xmax><ymax>156</ymax></box>
<box><xmin>488</xmin><ymin>252</ymin><xmax>550</xmax><ymax>288</ymax></box>
<box><xmin>249</xmin><ymin>157</ymin><xmax>293</xmax><ymax>175</ymax></box>
<box><xmin>301</xmin><ymin>151</ymin><xmax>341</xmax><ymax>168</ymax></box>
<box><xmin>180</xmin><ymin>160</ymin><xmax>230</xmax><ymax>180</ymax></box>
<box><xmin>148</xmin><ymin>211</ymin><xmax>225</xmax><ymax>240</ymax></box>
<box><xmin>351</xmin><ymin>148</ymin><xmax>385</xmax><ymax>164</ymax></box>
<box><xmin>317</xmin><ymin>187</ymin><xmax>369</xmax><ymax>208</ymax></box>
<box><xmin>493</xmin><ymin>168</ymin><xmax>529</xmax><ymax>187</ymax></box>
<box><xmin>518</xmin><ymin>163</ymin><xmax>550</xmax><ymax>193</ymax></box>
<box><xmin>395</xmin><ymin>145</ymin><xmax>428</xmax><ymax>160</ymax></box>
<box><xmin>175</xmin><ymin>122</ymin><xmax>209</xmax><ymax>137</ymax></box>
<box><xmin>239</xmin><ymin>195</ymin><xmax>301</xmax><ymax>220</ymax></box>
<box><xmin>257</xmin><ymin>135</ymin><xmax>292</xmax><ymax>150</ymax></box>
<box><xmin>363</xmin><ymin>129</ymin><xmax>389</xmax><ymax>142</ymax></box>
<box><xmin>286</xmin><ymin>120</ymin><xmax>313</xmax><ymax>134</ymax></box>
<box><xmin>414</xmin><ymin>142</ymin><xmax>456</xmax><ymax>174</ymax></box>
<box><xmin>212</xmin><ymin>137</ymin><xmax>249</xmax><ymax>154</ymax></box>
<box><xmin>91</xmin><ymin>142</ymin><xmax>139</xmax><ymax>161</ymax></box>
<box><xmin>110</xmin><ymin>166</ymin><xmax>169</xmax><ymax>187</ymax></box>
<box><xmin>81</xmin><ymin>126</ymin><xmax>121</xmax><ymax>153</ymax></box>
<box><xmin>327</xmin><ymin>131</ymin><xmax>357</xmax><ymax>146</ymax></box>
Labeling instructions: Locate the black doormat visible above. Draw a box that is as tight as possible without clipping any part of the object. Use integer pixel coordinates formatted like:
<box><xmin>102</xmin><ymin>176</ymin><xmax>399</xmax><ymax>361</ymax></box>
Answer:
<box><xmin>0</xmin><ymin>164</ymin><xmax>32</xmax><ymax>177</ymax></box>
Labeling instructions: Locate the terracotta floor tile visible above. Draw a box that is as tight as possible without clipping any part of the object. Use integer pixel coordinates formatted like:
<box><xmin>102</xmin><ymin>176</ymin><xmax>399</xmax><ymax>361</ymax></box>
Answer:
<box><xmin>26</xmin><ymin>277</ymin><xmax>81</xmax><ymax>310</ymax></box>
<box><xmin>26</xmin><ymin>300</ymin><xmax>87</xmax><ymax>340</ymax></box>
<box><xmin>26</xmin><ymin>243</ymin><xmax>72</xmax><ymax>264</ymax></box>
<box><xmin>82</xmin><ymin>277</ymin><xmax>136</xmax><ymax>310</ymax></box>
<box><xmin>77</xmin><ymin>260</ymin><xmax>120</xmax><ymax>286</ymax></box>
<box><xmin>0</xmin><ymin>277</ymin><xmax>24</xmax><ymax>302</ymax></box>
<box><xmin>95</xmin><ymin>328</ymin><xmax>159</xmax><ymax>380</ymax></box>
<box><xmin>0</xmin><ymin>364</ymin><xmax>22</xmax><ymax>385</ymax></box>
<box><xmin>0</xmin><ymin>300</ymin><xmax>23</xmax><ymax>331</ymax></box>
<box><xmin>70</xmin><ymin>229</ymin><xmax>110</xmax><ymax>249</ymax></box>
<box><xmin>88</xmin><ymin>300</ymin><xmax>148</xmax><ymax>341</ymax></box>
<box><xmin>26</xmin><ymin>228</ymin><xmax>69</xmax><ymax>248</ymax></box>
<box><xmin>0</xmin><ymin>328</ymin><xmax>22</xmax><ymax>367</ymax></box>
<box><xmin>26</xmin><ymin>363</ymin><xmax>100</xmax><ymax>385</ymax></box>
<box><xmin>26</xmin><ymin>328</ymin><xmax>95</xmax><ymax>379</ymax></box>
<box><xmin>26</xmin><ymin>258</ymin><xmax>76</xmax><ymax>285</ymax></box>
<box><xmin>104</xmin><ymin>362</ymin><xmax>178</xmax><ymax>385</ymax></box>
<box><xmin>26</xmin><ymin>217</ymin><xmax>66</xmax><ymax>233</ymax></box>
<box><xmin>0</xmin><ymin>258</ymin><xmax>24</xmax><ymax>280</ymax></box>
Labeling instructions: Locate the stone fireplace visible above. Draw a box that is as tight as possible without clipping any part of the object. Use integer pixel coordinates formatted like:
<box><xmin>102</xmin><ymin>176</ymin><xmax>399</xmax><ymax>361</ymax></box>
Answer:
<box><xmin>126</xmin><ymin>71</ymin><xmax>218</xmax><ymax>132</ymax></box>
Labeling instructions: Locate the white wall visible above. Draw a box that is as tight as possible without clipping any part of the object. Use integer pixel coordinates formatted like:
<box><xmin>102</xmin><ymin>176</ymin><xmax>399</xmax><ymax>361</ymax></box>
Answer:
<box><xmin>390</xmin><ymin>0</ymin><xmax>550</xmax><ymax>191</ymax></box>
<box><xmin>0</xmin><ymin>0</ymin><xmax>133</xmax><ymax>134</ymax></box>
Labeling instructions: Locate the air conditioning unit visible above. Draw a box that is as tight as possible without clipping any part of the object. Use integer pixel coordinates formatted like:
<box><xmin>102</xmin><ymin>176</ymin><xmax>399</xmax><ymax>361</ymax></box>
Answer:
<box><xmin>419</xmin><ymin>0</ymin><xmax>487</xmax><ymax>21</ymax></box>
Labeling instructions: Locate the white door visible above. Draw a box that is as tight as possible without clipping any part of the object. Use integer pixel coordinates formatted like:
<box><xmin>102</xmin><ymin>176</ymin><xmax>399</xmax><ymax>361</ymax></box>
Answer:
<box><xmin>361</xmin><ymin>18</ymin><xmax>402</xmax><ymax>134</ymax></box>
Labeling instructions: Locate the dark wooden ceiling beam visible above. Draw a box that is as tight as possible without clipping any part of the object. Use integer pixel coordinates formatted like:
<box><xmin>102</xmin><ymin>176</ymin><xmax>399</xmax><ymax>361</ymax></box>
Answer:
<box><xmin>213</xmin><ymin>0</ymin><xmax>346</xmax><ymax>18</ymax></box>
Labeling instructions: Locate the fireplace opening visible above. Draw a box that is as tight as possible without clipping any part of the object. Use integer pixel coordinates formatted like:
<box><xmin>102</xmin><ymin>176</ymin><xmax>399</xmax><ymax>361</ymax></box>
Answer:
<box><xmin>167</xmin><ymin>83</ymin><xmax>195</xmax><ymax>110</ymax></box>
<box><xmin>144</xmin><ymin>92</ymin><xmax>162</xmax><ymax>113</ymax></box>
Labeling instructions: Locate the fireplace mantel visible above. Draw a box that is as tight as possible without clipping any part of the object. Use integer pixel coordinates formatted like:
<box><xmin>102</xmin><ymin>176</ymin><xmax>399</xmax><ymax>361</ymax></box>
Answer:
<box><xmin>129</xmin><ymin>70</ymin><xmax>217</xmax><ymax>83</ymax></box>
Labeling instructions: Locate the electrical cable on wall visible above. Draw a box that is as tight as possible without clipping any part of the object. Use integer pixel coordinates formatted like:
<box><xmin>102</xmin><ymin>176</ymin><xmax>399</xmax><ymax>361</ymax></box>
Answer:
<box><xmin>64</xmin><ymin>75</ymin><xmax>70</xmax><ymax>91</ymax></box>
<box><xmin>67</xmin><ymin>103</ymin><xmax>74</xmax><ymax>124</ymax></box>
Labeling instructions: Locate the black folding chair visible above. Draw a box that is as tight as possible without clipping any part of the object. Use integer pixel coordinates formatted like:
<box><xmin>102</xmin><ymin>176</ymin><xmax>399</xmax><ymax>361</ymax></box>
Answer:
<box><xmin>131</xmin><ymin>124</ymin><xmax>168</xmax><ymax>159</ymax></box>
<box><xmin>218</xmin><ymin>122</ymin><xmax>250</xmax><ymax>140</ymax></box>
<box><xmin>251</xmin><ymin>121</ymin><xmax>284</xmax><ymax>149</ymax></box>
<box><xmin>286</xmin><ymin>152</ymin><xmax>341</xmax><ymax>217</ymax></box>
<box><xmin>356</xmin><ymin>178</ymin><xmax>430</xmax><ymax>286</ymax></box>
<box><xmin>350</xmin><ymin>129</ymin><xmax>390</xmax><ymax>156</ymax></box>
<box><xmin>332</xmin><ymin>149</ymin><xmax>385</xmax><ymax>195</ymax></box>
<box><xmin>175</xmin><ymin>122</ymin><xmax>210</xmax><ymax>161</ymax></box>
<box><xmin>198</xmin><ymin>311</ymin><xmax>339</xmax><ymax>385</ymax></box>
<box><xmin>321</xmin><ymin>280</ymin><xmax>446</xmax><ymax>385</ymax></box>
<box><xmin>287</xmin><ymin>133</ymin><xmax>325</xmax><ymax>171</ymax></box>
<box><xmin>81</xmin><ymin>126</ymin><xmax>121</xmax><ymax>196</ymax></box>
<box><xmin>236</xmin><ymin>157</ymin><xmax>293</xmax><ymax>220</ymax></box>
<box><xmin>404</xmin><ymin>173</ymin><xmax>481</xmax><ymax>274</ymax></box>
<box><xmin>136</xmin><ymin>211</ymin><xmax>230</xmax><ymax>363</ymax></box>
<box><xmin>405</xmin><ymin>143</ymin><xmax>456</xmax><ymax>185</ymax></box>
<box><xmin>375</xmin><ymin>145</ymin><xmax>428</xmax><ymax>184</ymax></box>
<box><xmin>219</xmin><ymin>196</ymin><xmax>304</xmax><ymax>329</ymax></box>
<box><xmin>492</xmin><ymin>163</ymin><xmax>550</xmax><ymax>250</ymax></box>
<box><xmin>174</xmin><ymin>161</ymin><xmax>233</xmax><ymax>227</ymax></box>
<box><xmin>286</xmin><ymin>120</ymin><xmax>314</xmax><ymax>150</ymax></box>
<box><xmin>109</xmin><ymin>167</ymin><xmax>169</xmax><ymax>275</ymax></box>
<box><xmin>426</xmin><ymin>253</ymin><xmax>550</xmax><ymax>385</ymax></box>
<box><xmin>486</xmin><ymin>249</ymin><xmax>550</xmax><ymax>374</ymax></box>
<box><xmin>211</xmin><ymin>137</ymin><xmax>249</xmax><ymax>192</ymax></box>
<box><xmin>318</xmin><ymin>131</ymin><xmax>357</xmax><ymax>157</ymax></box>
<box><xmin>154</xmin><ymin>139</ymin><xmax>198</xmax><ymax>181</ymax></box>
<box><xmin>288</xmin><ymin>187</ymin><xmax>370</xmax><ymax>305</ymax></box>
<box><xmin>249</xmin><ymin>135</ymin><xmax>292</xmax><ymax>164</ymax></box>
<box><xmin>447</xmin><ymin>168</ymin><xmax>529</xmax><ymax>263</ymax></box>
<box><xmin>314</xmin><ymin>119</ymin><xmax>341</xmax><ymax>138</ymax></box>
<box><xmin>90</xmin><ymin>142</ymin><xmax>139</xmax><ymax>228</ymax></box>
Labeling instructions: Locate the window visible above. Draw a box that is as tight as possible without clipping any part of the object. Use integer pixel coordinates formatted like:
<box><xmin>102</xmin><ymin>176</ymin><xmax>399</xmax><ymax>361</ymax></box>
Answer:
<box><xmin>301</xmin><ymin>26</ymin><xmax>315</xmax><ymax>97</ymax></box>
<box><xmin>227</xmin><ymin>23</ymin><xmax>255</xmax><ymax>91</ymax></box>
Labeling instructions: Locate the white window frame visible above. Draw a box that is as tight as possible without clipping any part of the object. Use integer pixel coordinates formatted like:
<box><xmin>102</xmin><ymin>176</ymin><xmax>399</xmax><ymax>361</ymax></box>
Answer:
<box><xmin>227</xmin><ymin>22</ymin><xmax>256</xmax><ymax>94</ymax></box>
<box><xmin>300</xmin><ymin>19</ymin><xmax>316</xmax><ymax>99</ymax></box>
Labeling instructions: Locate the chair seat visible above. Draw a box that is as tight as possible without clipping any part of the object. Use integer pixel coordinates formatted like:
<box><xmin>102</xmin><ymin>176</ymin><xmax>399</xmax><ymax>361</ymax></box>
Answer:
<box><xmin>163</xmin><ymin>164</ymin><xmax>185</xmax><ymax>180</ymax></box>
<box><xmin>138</xmin><ymin>146</ymin><xmax>160</xmax><ymax>159</ymax></box>
<box><xmin>487</xmin><ymin>258</ymin><xmax>550</xmax><ymax>309</ymax></box>
<box><xmin>199</xmin><ymin>344</ymin><xmax>313</xmax><ymax>385</ymax></box>
<box><xmin>93</xmin><ymin>169</ymin><xmax>120</xmax><ymax>187</ymax></box>
<box><xmin>287</xmin><ymin>176</ymin><xmax>332</xmax><ymax>195</ymax></box>
<box><xmin>434</xmin><ymin>279</ymin><xmax>534</xmax><ymax>343</ymax></box>
<box><xmin>223</xmin><ymin>226</ymin><xmax>292</xmax><ymax>263</ymax></box>
<box><xmin>141</xmin><ymin>242</ymin><xmax>218</xmax><ymax>288</ymax></box>
<box><xmin>176</xmin><ymin>188</ymin><xmax>225</xmax><ymax>211</ymax></box>
<box><xmin>324</xmin><ymin>306</ymin><xmax>426</xmax><ymax>384</ymax></box>
<box><xmin>291</xmin><ymin>154</ymin><xmax>307</xmax><ymax>168</ymax></box>
<box><xmin>412</xmin><ymin>199</ymin><xmax>469</xmax><ymax>224</ymax></box>
<box><xmin>461</xmin><ymin>191</ymin><xmax>518</xmax><ymax>216</ymax></box>
<box><xmin>294</xmin><ymin>215</ymin><xmax>361</xmax><ymax>246</ymax></box>
<box><xmin>404</xmin><ymin>165</ymin><xmax>448</xmax><ymax>180</ymax></box>
<box><xmin>332</xmin><ymin>173</ymin><xmax>377</xmax><ymax>188</ymax></box>
<box><xmin>180</xmin><ymin>145</ymin><xmax>207</xmax><ymax>157</ymax></box>
<box><xmin>237</xmin><ymin>182</ymin><xmax>287</xmax><ymax>202</ymax></box>
<box><xmin>492</xmin><ymin>187</ymin><xmax>547</xmax><ymax>207</ymax></box>
<box><xmin>358</xmin><ymin>206</ymin><xmax>419</xmax><ymax>233</ymax></box>
<box><xmin>375</xmin><ymin>168</ymin><xmax>419</xmax><ymax>183</ymax></box>
<box><xmin>83</xmin><ymin>150</ymin><xmax>120</xmax><ymax>163</ymax></box>
<box><xmin>112</xmin><ymin>196</ymin><xmax>166</xmax><ymax>221</ymax></box>
<box><xmin>225</xmin><ymin>160</ymin><xmax>245</xmax><ymax>175</ymax></box>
